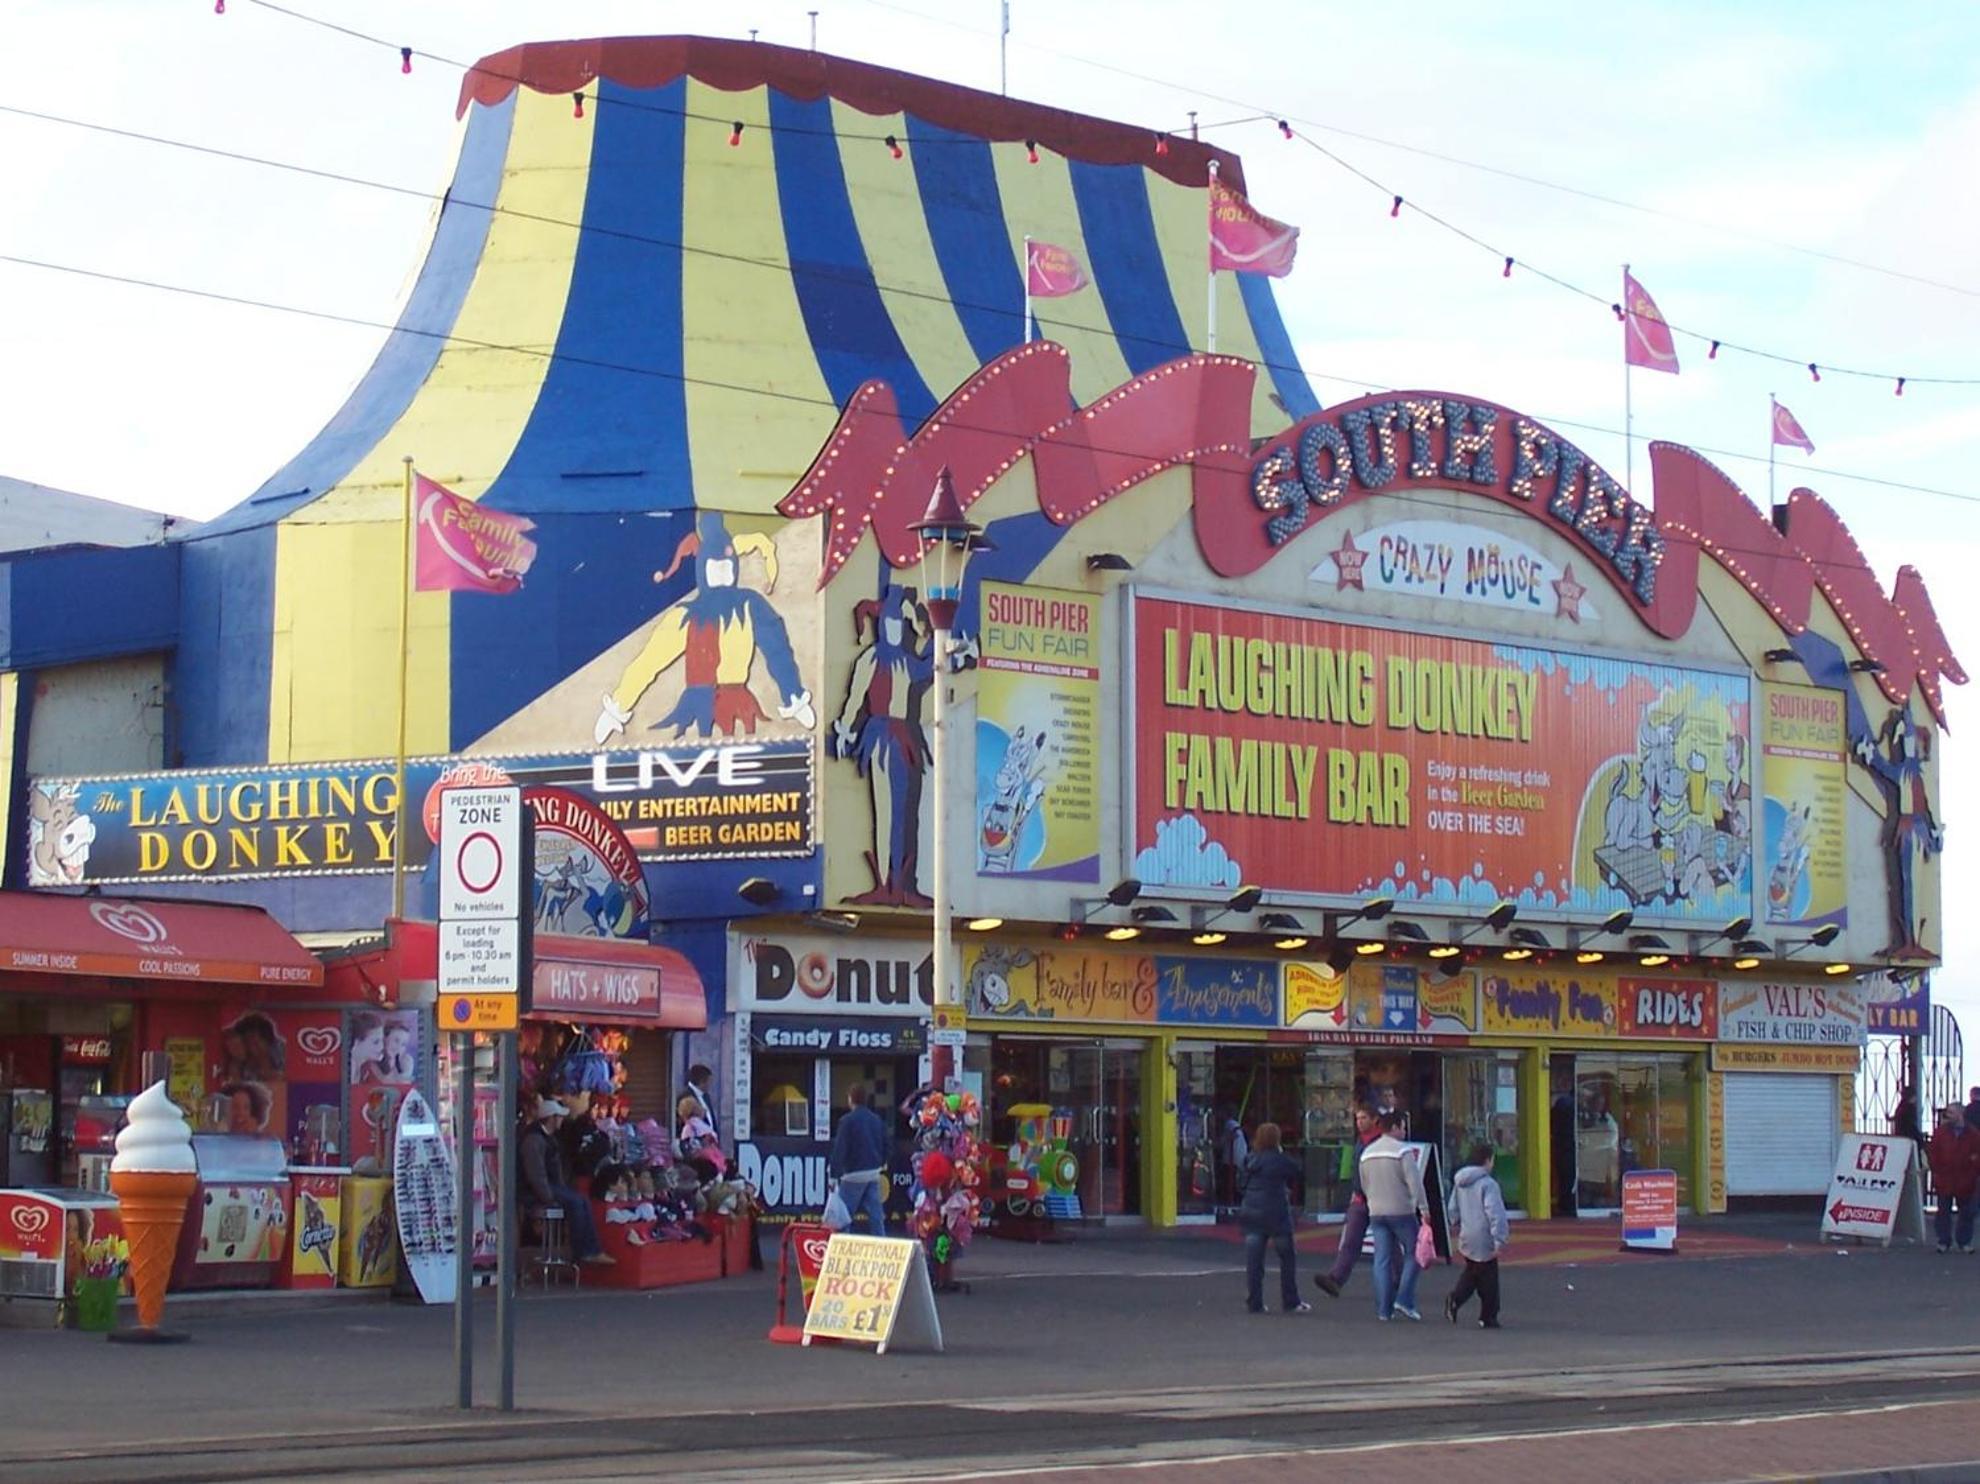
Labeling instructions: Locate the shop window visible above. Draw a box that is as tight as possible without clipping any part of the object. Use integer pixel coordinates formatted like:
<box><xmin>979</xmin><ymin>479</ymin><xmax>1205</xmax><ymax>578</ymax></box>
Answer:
<box><xmin>754</xmin><ymin>1055</ymin><xmax>813</xmax><ymax>1136</ymax></box>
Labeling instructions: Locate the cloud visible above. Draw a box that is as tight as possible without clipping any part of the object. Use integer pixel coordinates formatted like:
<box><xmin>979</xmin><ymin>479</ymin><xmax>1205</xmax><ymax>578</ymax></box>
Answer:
<box><xmin>1134</xmin><ymin>814</ymin><xmax>1241</xmax><ymax>890</ymax></box>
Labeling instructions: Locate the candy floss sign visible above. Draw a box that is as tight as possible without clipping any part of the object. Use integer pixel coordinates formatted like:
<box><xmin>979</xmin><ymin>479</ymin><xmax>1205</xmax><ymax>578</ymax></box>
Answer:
<box><xmin>1129</xmin><ymin>594</ymin><xmax>1752</xmax><ymax>923</ymax></box>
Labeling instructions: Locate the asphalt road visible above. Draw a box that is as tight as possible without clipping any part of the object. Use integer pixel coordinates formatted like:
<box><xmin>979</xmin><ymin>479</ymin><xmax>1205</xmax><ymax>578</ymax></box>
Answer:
<box><xmin>3</xmin><ymin>1230</ymin><xmax>1977</xmax><ymax>1482</ymax></box>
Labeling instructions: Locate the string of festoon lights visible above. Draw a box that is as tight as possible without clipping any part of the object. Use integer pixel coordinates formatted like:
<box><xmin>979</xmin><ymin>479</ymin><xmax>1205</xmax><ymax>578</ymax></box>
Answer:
<box><xmin>214</xmin><ymin>0</ymin><xmax>1977</xmax><ymax>398</ymax></box>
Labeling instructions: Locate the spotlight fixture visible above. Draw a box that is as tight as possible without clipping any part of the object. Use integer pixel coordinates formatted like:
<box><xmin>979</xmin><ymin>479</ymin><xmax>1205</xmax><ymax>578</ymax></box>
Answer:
<box><xmin>966</xmin><ymin>917</ymin><xmax>1004</xmax><ymax>932</ymax></box>
<box><xmin>1502</xmin><ymin>927</ymin><xmax>1549</xmax><ymax>961</ymax></box>
<box><xmin>1762</xmin><ymin>648</ymin><xmax>1801</xmax><ymax>664</ymax></box>
<box><xmin>1105</xmin><ymin>926</ymin><xmax>1141</xmax><ymax>941</ymax></box>
<box><xmin>1722</xmin><ymin>915</ymin><xmax>1754</xmax><ymax>941</ymax></box>
<box><xmin>1388</xmin><ymin>920</ymin><xmax>1430</xmax><ymax>944</ymax></box>
<box><xmin>1354</xmin><ymin>940</ymin><xmax>1387</xmax><ymax>956</ymax></box>
<box><xmin>1601</xmin><ymin>908</ymin><xmax>1634</xmax><ymax>935</ymax></box>
<box><xmin>1730</xmin><ymin>937</ymin><xmax>1770</xmax><ymax>970</ymax></box>
<box><xmin>1132</xmin><ymin>905</ymin><xmax>1177</xmax><ymax>925</ymax></box>
<box><xmin>736</xmin><ymin>876</ymin><xmax>780</xmax><ymax>907</ymax></box>
<box><xmin>1501</xmin><ymin>946</ymin><xmax>1535</xmax><ymax>962</ymax></box>
<box><xmin>1085</xmin><ymin>552</ymin><xmax>1134</xmax><ymax>572</ymax></box>
<box><xmin>1630</xmin><ymin>933</ymin><xmax>1672</xmax><ymax>967</ymax></box>
<box><xmin>1810</xmin><ymin>923</ymin><xmax>1841</xmax><ymax>948</ymax></box>
<box><xmin>1259</xmin><ymin>912</ymin><xmax>1303</xmax><ymax>933</ymax></box>
<box><xmin>1106</xmin><ymin>879</ymin><xmax>1143</xmax><ymax>907</ymax></box>
<box><xmin>1485</xmin><ymin>901</ymin><xmax>1518</xmax><ymax>932</ymax></box>
<box><xmin>1325</xmin><ymin>945</ymin><xmax>1355</xmax><ymax>975</ymax></box>
<box><xmin>1824</xmin><ymin>961</ymin><xmax>1853</xmax><ymax>976</ymax></box>
<box><xmin>809</xmin><ymin>910</ymin><xmax>860</xmax><ymax>935</ymax></box>
<box><xmin>1272</xmin><ymin>936</ymin><xmax>1310</xmax><ymax>951</ymax></box>
<box><xmin>1427</xmin><ymin>943</ymin><xmax>1463</xmax><ymax>960</ymax></box>
<box><xmin>1192</xmin><ymin>931</ymin><xmax>1228</xmax><ymax>946</ymax></box>
<box><xmin>1226</xmin><ymin>884</ymin><xmax>1264</xmax><ymax>914</ymax></box>
<box><xmin>1847</xmin><ymin>659</ymin><xmax>1885</xmax><ymax>674</ymax></box>
<box><xmin>1575</xmin><ymin>950</ymin><xmax>1605</xmax><ymax>965</ymax></box>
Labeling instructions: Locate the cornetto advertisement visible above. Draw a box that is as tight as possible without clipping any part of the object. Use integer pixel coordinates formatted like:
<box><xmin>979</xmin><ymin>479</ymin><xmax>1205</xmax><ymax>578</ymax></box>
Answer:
<box><xmin>1129</xmin><ymin>594</ymin><xmax>1753</xmax><ymax>924</ymax></box>
<box><xmin>25</xmin><ymin>742</ymin><xmax>812</xmax><ymax>886</ymax></box>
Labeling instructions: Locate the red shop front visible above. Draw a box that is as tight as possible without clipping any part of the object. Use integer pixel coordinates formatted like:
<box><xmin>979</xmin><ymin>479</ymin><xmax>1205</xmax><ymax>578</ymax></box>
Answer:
<box><xmin>0</xmin><ymin>890</ymin><xmax>343</xmax><ymax>1306</ymax></box>
<box><xmin>327</xmin><ymin>921</ymin><xmax>749</xmax><ymax>1289</ymax></box>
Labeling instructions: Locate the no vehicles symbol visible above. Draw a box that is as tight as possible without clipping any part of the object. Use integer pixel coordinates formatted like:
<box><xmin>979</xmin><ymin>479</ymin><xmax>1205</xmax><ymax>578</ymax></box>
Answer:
<box><xmin>455</xmin><ymin>832</ymin><xmax>503</xmax><ymax>895</ymax></box>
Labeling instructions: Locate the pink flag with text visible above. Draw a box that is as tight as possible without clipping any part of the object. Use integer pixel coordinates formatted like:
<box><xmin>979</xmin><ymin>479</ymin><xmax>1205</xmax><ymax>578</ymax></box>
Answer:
<box><xmin>1208</xmin><ymin>173</ymin><xmax>1299</xmax><ymax>277</ymax></box>
<box><xmin>1025</xmin><ymin>240</ymin><xmax>1089</xmax><ymax>298</ymax></box>
<box><xmin>1623</xmin><ymin>270</ymin><xmax>1680</xmax><ymax>374</ymax></box>
<box><xmin>413</xmin><ymin>474</ymin><xmax>539</xmax><ymax>594</ymax></box>
<box><xmin>1771</xmin><ymin>401</ymin><xmax>1816</xmax><ymax>453</ymax></box>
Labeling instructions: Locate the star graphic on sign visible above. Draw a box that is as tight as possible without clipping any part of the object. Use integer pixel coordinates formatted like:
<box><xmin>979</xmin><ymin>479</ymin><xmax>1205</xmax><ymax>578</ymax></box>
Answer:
<box><xmin>1331</xmin><ymin>529</ymin><xmax>1368</xmax><ymax>591</ymax></box>
<box><xmin>1553</xmin><ymin>562</ymin><xmax>1586</xmax><ymax>623</ymax></box>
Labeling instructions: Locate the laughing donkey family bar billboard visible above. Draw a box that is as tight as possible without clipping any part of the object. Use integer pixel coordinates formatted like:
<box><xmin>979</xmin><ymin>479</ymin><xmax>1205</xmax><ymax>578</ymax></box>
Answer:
<box><xmin>1130</xmin><ymin>595</ymin><xmax>1751</xmax><ymax>922</ymax></box>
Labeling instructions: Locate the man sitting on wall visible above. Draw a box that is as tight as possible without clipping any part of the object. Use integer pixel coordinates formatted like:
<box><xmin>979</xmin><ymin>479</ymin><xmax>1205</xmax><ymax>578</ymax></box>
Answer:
<box><xmin>521</xmin><ymin>1097</ymin><xmax>615</xmax><ymax>1266</ymax></box>
<box><xmin>828</xmin><ymin>1084</ymin><xmax>891</xmax><ymax>1234</ymax></box>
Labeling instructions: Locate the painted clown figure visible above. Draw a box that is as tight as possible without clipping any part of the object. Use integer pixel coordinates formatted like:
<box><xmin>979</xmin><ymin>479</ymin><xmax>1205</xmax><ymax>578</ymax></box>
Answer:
<box><xmin>832</xmin><ymin>585</ymin><xmax>934</xmax><ymax>907</ymax></box>
<box><xmin>1856</xmin><ymin>706</ymin><xmax>1944</xmax><ymax>960</ymax></box>
<box><xmin>594</xmin><ymin>511</ymin><xmax>815</xmax><ymax>744</ymax></box>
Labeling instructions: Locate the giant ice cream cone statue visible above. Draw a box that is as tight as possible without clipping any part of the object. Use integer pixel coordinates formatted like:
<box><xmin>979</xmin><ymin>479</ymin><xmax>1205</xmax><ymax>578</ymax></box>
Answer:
<box><xmin>108</xmin><ymin>1081</ymin><xmax>197</xmax><ymax>1341</ymax></box>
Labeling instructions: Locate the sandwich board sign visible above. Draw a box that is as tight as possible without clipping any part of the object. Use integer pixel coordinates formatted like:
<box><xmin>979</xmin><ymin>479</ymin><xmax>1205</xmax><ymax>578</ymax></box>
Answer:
<box><xmin>1620</xmin><ymin>1169</ymin><xmax>1679</xmax><ymax>1252</ymax></box>
<box><xmin>801</xmin><ymin>1234</ymin><xmax>944</xmax><ymax>1354</ymax></box>
<box><xmin>1821</xmin><ymin>1134</ymin><xmax>1925</xmax><ymax>1246</ymax></box>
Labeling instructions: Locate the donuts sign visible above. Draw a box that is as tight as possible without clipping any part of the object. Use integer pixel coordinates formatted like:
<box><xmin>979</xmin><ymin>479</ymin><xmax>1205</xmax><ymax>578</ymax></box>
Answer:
<box><xmin>734</xmin><ymin>932</ymin><xmax>935</xmax><ymax>1016</ymax></box>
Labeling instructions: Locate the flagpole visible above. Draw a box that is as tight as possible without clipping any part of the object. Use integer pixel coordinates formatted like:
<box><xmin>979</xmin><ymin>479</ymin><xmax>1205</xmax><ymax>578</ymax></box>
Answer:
<box><xmin>1768</xmin><ymin>394</ymin><xmax>1777</xmax><ymax>508</ymax></box>
<box><xmin>1205</xmin><ymin>161</ymin><xmax>1220</xmax><ymax>354</ymax></box>
<box><xmin>1023</xmin><ymin>234</ymin><xmax>1034</xmax><ymax>343</ymax></box>
<box><xmin>392</xmin><ymin>455</ymin><xmax>414</xmax><ymax>922</ymax></box>
<box><xmin>1622</xmin><ymin>262</ymin><xmax>1633</xmax><ymax>492</ymax></box>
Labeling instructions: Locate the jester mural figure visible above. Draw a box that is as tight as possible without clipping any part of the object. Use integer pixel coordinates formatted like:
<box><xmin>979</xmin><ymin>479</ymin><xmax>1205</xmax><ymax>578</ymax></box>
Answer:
<box><xmin>1855</xmin><ymin>706</ymin><xmax>1943</xmax><ymax>960</ymax></box>
<box><xmin>593</xmin><ymin>510</ymin><xmax>815</xmax><ymax>745</ymax></box>
<box><xmin>831</xmin><ymin>585</ymin><xmax>933</xmax><ymax>907</ymax></box>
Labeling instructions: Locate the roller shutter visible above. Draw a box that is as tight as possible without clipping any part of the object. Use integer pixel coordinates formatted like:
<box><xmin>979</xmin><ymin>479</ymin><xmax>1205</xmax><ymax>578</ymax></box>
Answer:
<box><xmin>1724</xmin><ymin>1073</ymin><xmax>1837</xmax><ymax>1195</ymax></box>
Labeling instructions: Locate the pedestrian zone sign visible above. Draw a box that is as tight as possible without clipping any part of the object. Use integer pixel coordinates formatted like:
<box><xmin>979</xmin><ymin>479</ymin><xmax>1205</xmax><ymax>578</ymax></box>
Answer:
<box><xmin>801</xmin><ymin>1234</ymin><xmax>944</xmax><ymax>1354</ymax></box>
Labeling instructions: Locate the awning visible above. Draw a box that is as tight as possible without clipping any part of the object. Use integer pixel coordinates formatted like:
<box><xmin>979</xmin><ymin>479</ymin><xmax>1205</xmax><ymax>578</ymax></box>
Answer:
<box><xmin>358</xmin><ymin>920</ymin><xmax>706</xmax><ymax>1029</ymax></box>
<box><xmin>0</xmin><ymin>892</ymin><xmax>323</xmax><ymax>989</ymax></box>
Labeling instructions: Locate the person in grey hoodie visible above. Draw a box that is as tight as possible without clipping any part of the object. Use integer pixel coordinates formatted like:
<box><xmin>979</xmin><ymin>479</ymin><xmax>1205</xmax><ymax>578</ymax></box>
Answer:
<box><xmin>1359</xmin><ymin>1110</ymin><xmax>1428</xmax><ymax>1320</ymax></box>
<box><xmin>1444</xmin><ymin>1141</ymin><xmax>1510</xmax><ymax>1328</ymax></box>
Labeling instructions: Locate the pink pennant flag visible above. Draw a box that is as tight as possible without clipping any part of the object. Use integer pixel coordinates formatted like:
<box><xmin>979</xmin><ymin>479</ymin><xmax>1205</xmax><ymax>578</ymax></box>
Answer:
<box><xmin>1623</xmin><ymin>269</ymin><xmax>1680</xmax><ymax>374</ymax></box>
<box><xmin>1025</xmin><ymin>240</ymin><xmax>1089</xmax><ymax>298</ymax></box>
<box><xmin>413</xmin><ymin>474</ymin><xmax>539</xmax><ymax>594</ymax></box>
<box><xmin>1208</xmin><ymin>171</ymin><xmax>1299</xmax><ymax>278</ymax></box>
<box><xmin>1771</xmin><ymin>400</ymin><xmax>1816</xmax><ymax>454</ymax></box>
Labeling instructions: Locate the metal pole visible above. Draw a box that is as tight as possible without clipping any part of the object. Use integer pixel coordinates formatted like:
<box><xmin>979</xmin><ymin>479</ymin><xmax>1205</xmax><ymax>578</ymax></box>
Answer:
<box><xmin>999</xmin><ymin>0</ymin><xmax>1009</xmax><ymax>95</ymax></box>
<box><xmin>1023</xmin><ymin>235</ymin><xmax>1034</xmax><ymax>344</ymax></box>
<box><xmin>453</xmin><ymin>1033</ymin><xmax>475</xmax><ymax>1409</ymax></box>
<box><xmin>1768</xmin><ymin>395</ymin><xmax>1778</xmax><ymax>508</ymax></box>
<box><xmin>808</xmin><ymin>10</ymin><xmax>818</xmax><ymax>50</ymax></box>
<box><xmin>930</xmin><ymin>622</ymin><xmax>954</xmax><ymax>1091</ymax></box>
<box><xmin>392</xmin><ymin>456</ymin><xmax>414</xmax><ymax>921</ymax></box>
<box><xmin>495</xmin><ymin>1032</ymin><xmax>517</xmax><ymax>1412</ymax></box>
<box><xmin>1205</xmin><ymin>162</ymin><xmax>1220</xmax><ymax>354</ymax></box>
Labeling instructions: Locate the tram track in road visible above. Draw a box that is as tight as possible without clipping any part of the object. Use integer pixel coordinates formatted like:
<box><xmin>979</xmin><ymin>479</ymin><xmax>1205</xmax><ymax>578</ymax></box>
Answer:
<box><xmin>10</xmin><ymin>1347</ymin><xmax>1980</xmax><ymax>1484</ymax></box>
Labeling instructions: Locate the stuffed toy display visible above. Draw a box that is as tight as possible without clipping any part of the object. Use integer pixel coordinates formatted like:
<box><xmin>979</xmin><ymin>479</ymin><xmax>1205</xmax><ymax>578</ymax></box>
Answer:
<box><xmin>908</xmin><ymin>1087</ymin><xmax>983</xmax><ymax>1284</ymax></box>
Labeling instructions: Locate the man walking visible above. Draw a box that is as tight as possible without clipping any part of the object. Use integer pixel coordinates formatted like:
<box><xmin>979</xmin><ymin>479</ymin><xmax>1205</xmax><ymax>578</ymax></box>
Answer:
<box><xmin>1314</xmin><ymin>1102</ymin><xmax>1381</xmax><ymax>1299</ymax></box>
<box><xmin>1360</xmin><ymin>1110</ymin><xmax>1428</xmax><ymax>1320</ymax></box>
<box><xmin>1927</xmin><ymin>1103</ymin><xmax>1980</xmax><ymax>1254</ymax></box>
<box><xmin>829</xmin><ymin>1083</ymin><xmax>892</xmax><ymax>1234</ymax></box>
<box><xmin>1445</xmin><ymin>1141</ymin><xmax>1510</xmax><ymax>1328</ymax></box>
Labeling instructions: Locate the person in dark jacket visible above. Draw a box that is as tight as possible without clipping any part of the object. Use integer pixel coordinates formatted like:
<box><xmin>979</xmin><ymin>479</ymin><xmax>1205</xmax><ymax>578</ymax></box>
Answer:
<box><xmin>1965</xmin><ymin>1087</ymin><xmax>1980</xmax><ymax>1139</ymax></box>
<box><xmin>1927</xmin><ymin>1104</ymin><xmax>1980</xmax><ymax>1253</ymax></box>
<box><xmin>520</xmin><ymin>1098</ymin><xmax>612</xmax><ymax>1265</ymax></box>
<box><xmin>1314</xmin><ymin>1102</ymin><xmax>1380</xmax><ymax>1299</ymax></box>
<box><xmin>1239</xmin><ymin>1122</ymin><xmax>1309</xmax><ymax>1314</ymax></box>
<box><xmin>828</xmin><ymin>1083</ymin><xmax>891</xmax><ymax>1233</ymax></box>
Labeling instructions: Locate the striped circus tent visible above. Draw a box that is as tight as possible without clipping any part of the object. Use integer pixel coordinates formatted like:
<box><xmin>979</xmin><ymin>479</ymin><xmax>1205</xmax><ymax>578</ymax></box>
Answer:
<box><xmin>181</xmin><ymin>37</ymin><xmax>1317</xmax><ymax>769</ymax></box>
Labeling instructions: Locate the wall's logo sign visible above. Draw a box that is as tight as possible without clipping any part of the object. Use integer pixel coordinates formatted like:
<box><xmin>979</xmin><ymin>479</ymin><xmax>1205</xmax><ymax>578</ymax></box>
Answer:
<box><xmin>89</xmin><ymin>901</ymin><xmax>170</xmax><ymax>946</ymax></box>
<box><xmin>296</xmin><ymin>1027</ymin><xmax>343</xmax><ymax>1061</ymax></box>
<box><xmin>9</xmin><ymin>1205</ymin><xmax>50</xmax><ymax>1239</ymax></box>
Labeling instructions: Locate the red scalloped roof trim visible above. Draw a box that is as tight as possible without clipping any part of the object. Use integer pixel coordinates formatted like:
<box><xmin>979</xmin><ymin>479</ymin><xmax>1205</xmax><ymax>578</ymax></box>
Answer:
<box><xmin>457</xmin><ymin>35</ymin><xmax>1242</xmax><ymax>191</ymax></box>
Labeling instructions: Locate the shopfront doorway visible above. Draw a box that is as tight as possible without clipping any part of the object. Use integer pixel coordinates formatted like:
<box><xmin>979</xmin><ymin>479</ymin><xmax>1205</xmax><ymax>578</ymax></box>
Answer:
<box><xmin>1557</xmin><ymin>1051</ymin><xmax>1698</xmax><ymax>1215</ymax></box>
<box><xmin>987</xmin><ymin>1037</ymin><xmax>1146</xmax><ymax>1223</ymax></box>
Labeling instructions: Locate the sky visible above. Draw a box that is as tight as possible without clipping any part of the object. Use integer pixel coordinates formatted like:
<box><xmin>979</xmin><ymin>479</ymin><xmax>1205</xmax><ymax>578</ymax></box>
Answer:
<box><xmin>3</xmin><ymin>2</ymin><xmax>1977</xmax><ymax>1081</ymax></box>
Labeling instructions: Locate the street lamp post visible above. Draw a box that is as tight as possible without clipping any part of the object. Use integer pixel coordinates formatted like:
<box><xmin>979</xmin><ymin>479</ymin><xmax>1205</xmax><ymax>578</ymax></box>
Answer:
<box><xmin>911</xmin><ymin>466</ymin><xmax>982</xmax><ymax>1092</ymax></box>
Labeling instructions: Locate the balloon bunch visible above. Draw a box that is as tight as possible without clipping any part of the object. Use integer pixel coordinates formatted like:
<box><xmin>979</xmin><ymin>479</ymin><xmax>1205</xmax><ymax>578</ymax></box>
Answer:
<box><xmin>909</xmin><ymin>1089</ymin><xmax>983</xmax><ymax>1268</ymax></box>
